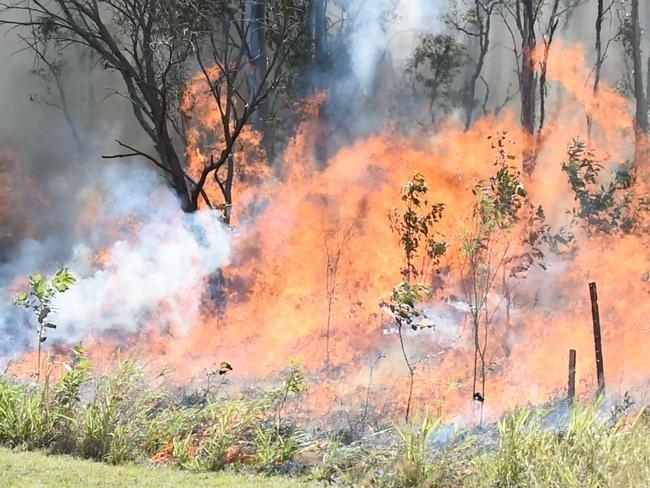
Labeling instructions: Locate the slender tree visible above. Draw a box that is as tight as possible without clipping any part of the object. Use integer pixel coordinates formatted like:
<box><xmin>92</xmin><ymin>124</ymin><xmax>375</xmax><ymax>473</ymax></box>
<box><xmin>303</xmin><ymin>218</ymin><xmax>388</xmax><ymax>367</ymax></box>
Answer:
<box><xmin>0</xmin><ymin>0</ymin><xmax>306</xmax><ymax>218</ymax></box>
<box><xmin>384</xmin><ymin>173</ymin><xmax>446</xmax><ymax>422</ymax></box>
<box><xmin>588</xmin><ymin>0</ymin><xmax>615</xmax><ymax>141</ymax></box>
<box><xmin>446</xmin><ymin>1</ymin><xmax>502</xmax><ymax>130</ymax></box>
<box><xmin>499</xmin><ymin>0</ymin><xmax>568</xmax><ymax>174</ymax></box>
<box><xmin>631</xmin><ymin>0</ymin><xmax>648</xmax><ymax>165</ymax></box>
<box><xmin>461</xmin><ymin>133</ymin><xmax>547</xmax><ymax>423</ymax></box>
<box><xmin>537</xmin><ymin>0</ymin><xmax>560</xmax><ymax>134</ymax></box>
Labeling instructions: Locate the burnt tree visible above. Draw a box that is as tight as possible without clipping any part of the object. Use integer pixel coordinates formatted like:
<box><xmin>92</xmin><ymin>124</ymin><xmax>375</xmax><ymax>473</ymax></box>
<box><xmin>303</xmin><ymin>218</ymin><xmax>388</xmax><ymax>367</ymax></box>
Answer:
<box><xmin>446</xmin><ymin>0</ymin><xmax>502</xmax><ymax>131</ymax></box>
<box><xmin>519</xmin><ymin>0</ymin><xmax>537</xmax><ymax>143</ymax></box>
<box><xmin>588</xmin><ymin>0</ymin><xmax>615</xmax><ymax>141</ymax></box>
<box><xmin>500</xmin><ymin>0</ymin><xmax>566</xmax><ymax>175</ymax></box>
<box><xmin>0</xmin><ymin>0</ymin><xmax>305</xmax><ymax>218</ymax></box>
<box><xmin>631</xmin><ymin>0</ymin><xmax>648</xmax><ymax>165</ymax></box>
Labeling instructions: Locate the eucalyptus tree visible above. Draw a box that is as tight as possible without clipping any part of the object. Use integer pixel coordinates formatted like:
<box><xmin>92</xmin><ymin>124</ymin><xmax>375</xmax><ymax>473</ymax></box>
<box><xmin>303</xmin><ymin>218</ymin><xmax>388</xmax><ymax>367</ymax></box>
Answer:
<box><xmin>0</xmin><ymin>0</ymin><xmax>307</xmax><ymax>220</ymax></box>
<box><xmin>446</xmin><ymin>0</ymin><xmax>503</xmax><ymax>130</ymax></box>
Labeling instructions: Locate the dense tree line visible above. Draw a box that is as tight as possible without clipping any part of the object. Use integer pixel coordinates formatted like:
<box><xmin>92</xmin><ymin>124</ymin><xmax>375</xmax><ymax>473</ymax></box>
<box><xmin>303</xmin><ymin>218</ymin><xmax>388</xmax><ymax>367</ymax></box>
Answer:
<box><xmin>1</xmin><ymin>0</ymin><xmax>649</xmax><ymax>219</ymax></box>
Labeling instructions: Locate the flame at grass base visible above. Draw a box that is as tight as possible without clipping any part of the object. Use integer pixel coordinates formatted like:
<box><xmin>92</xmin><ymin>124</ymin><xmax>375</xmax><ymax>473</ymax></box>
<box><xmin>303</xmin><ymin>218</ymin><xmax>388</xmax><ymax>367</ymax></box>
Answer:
<box><xmin>4</xmin><ymin>42</ymin><xmax>650</xmax><ymax>423</ymax></box>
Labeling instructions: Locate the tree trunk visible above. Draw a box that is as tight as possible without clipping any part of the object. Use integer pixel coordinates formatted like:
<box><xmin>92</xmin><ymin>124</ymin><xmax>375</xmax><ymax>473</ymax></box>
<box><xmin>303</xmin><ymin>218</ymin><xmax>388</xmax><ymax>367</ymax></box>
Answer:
<box><xmin>588</xmin><ymin>0</ymin><xmax>605</xmax><ymax>141</ymax></box>
<box><xmin>155</xmin><ymin>127</ymin><xmax>191</xmax><ymax>212</ymax></box>
<box><xmin>313</xmin><ymin>0</ymin><xmax>329</xmax><ymax>168</ymax></box>
<box><xmin>464</xmin><ymin>3</ymin><xmax>491</xmax><ymax>131</ymax></box>
<box><xmin>537</xmin><ymin>0</ymin><xmax>560</xmax><ymax>134</ymax></box>
<box><xmin>520</xmin><ymin>0</ymin><xmax>537</xmax><ymax>175</ymax></box>
<box><xmin>245</xmin><ymin>0</ymin><xmax>272</xmax><ymax>159</ymax></box>
<box><xmin>632</xmin><ymin>0</ymin><xmax>648</xmax><ymax>165</ymax></box>
<box><xmin>314</xmin><ymin>0</ymin><xmax>328</xmax><ymax>69</ymax></box>
<box><xmin>594</xmin><ymin>0</ymin><xmax>604</xmax><ymax>95</ymax></box>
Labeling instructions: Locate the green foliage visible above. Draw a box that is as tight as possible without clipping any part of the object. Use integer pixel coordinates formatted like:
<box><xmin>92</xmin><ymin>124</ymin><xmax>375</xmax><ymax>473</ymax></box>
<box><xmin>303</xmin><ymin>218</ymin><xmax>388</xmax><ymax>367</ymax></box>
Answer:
<box><xmin>317</xmin><ymin>403</ymin><xmax>650</xmax><ymax>487</ymax></box>
<box><xmin>162</xmin><ymin>364</ymin><xmax>305</xmax><ymax>472</ymax></box>
<box><xmin>386</xmin><ymin>172</ymin><xmax>447</xmax><ymax>330</ymax></box>
<box><xmin>0</xmin><ymin>347</ymin><xmax>89</xmax><ymax>451</ymax></box>
<box><xmin>395</xmin><ymin>412</ymin><xmax>442</xmax><ymax>486</ymax></box>
<box><xmin>408</xmin><ymin>34</ymin><xmax>466</xmax><ymax>114</ymax></box>
<box><xmin>281</xmin><ymin>360</ymin><xmax>308</xmax><ymax>397</ymax></box>
<box><xmin>79</xmin><ymin>359</ymin><xmax>161</xmax><ymax>463</ymax></box>
<box><xmin>15</xmin><ymin>266</ymin><xmax>76</xmax><ymax>338</ymax></box>
<box><xmin>562</xmin><ymin>139</ymin><xmax>649</xmax><ymax>235</ymax></box>
<box><xmin>390</xmin><ymin>172</ymin><xmax>447</xmax><ymax>282</ymax></box>
<box><xmin>466</xmin><ymin>403</ymin><xmax>650</xmax><ymax>488</ymax></box>
<box><xmin>188</xmin><ymin>399</ymin><xmax>266</xmax><ymax>470</ymax></box>
<box><xmin>0</xmin><ymin>379</ymin><xmax>47</xmax><ymax>447</ymax></box>
<box><xmin>254</xmin><ymin>426</ymin><xmax>300</xmax><ymax>468</ymax></box>
<box><xmin>395</xmin><ymin>411</ymin><xmax>474</xmax><ymax>488</ymax></box>
<box><xmin>14</xmin><ymin>266</ymin><xmax>76</xmax><ymax>380</ymax></box>
<box><xmin>463</xmin><ymin>133</ymin><xmax>549</xmax><ymax>282</ymax></box>
<box><xmin>462</xmin><ymin>133</ymin><xmax>548</xmax><ymax>297</ymax></box>
<box><xmin>387</xmin><ymin>282</ymin><xmax>432</xmax><ymax>331</ymax></box>
<box><xmin>0</xmin><ymin>355</ymin><xmax>305</xmax><ymax>473</ymax></box>
<box><xmin>472</xmin><ymin>134</ymin><xmax>528</xmax><ymax>232</ymax></box>
<box><xmin>488</xmin><ymin>407</ymin><xmax>546</xmax><ymax>485</ymax></box>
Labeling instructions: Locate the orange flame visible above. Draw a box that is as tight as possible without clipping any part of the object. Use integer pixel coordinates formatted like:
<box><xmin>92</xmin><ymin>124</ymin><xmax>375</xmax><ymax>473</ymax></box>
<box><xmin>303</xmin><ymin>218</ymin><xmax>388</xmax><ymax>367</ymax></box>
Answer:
<box><xmin>8</xmin><ymin>42</ymin><xmax>650</xmax><ymax>423</ymax></box>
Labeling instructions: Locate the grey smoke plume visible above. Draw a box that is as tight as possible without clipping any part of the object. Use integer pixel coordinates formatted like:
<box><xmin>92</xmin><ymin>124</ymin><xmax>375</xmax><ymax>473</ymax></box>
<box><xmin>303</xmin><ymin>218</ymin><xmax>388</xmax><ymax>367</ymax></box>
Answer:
<box><xmin>0</xmin><ymin>20</ymin><xmax>234</xmax><ymax>362</ymax></box>
<box><xmin>0</xmin><ymin>160</ymin><xmax>230</xmax><ymax>361</ymax></box>
<box><xmin>346</xmin><ymin>0</ymin><xmax>445</xmax><ymax>92</ymax></box>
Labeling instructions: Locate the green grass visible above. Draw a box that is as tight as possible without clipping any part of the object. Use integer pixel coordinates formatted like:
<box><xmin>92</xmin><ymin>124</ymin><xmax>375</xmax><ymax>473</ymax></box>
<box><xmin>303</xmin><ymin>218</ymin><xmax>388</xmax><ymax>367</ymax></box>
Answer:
<box><xmin>0</xmin><ymin>358</ymin><xmax>308</xmax><ymax>470</ymax></box>
<box><xmin>2</xmin><ymin>356</ymin><xmax>649</xmax><ymax>487</ymax></box>
<box><xmin>0</xmin><ymin>447</ymin><xmax>320</xmax><ymax>487</ymax></box>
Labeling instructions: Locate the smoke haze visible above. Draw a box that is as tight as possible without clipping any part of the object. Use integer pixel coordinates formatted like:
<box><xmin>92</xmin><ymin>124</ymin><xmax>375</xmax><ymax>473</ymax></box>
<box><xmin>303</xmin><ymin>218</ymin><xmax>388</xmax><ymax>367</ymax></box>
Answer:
<box><xmin>0</xmin><ymin>0</ymin><xmax>649</xmax><ymax>422</ymax></box>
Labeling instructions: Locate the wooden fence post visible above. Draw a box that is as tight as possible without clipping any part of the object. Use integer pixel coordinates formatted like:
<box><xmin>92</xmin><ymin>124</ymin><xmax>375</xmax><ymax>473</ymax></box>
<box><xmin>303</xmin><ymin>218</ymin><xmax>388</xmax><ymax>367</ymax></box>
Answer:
<box><xmin>589</xmin><ymin>282</ymin><xmax>605</xmax><ymax>397</ymax></box>
<box><xmin>568</xmin><ymin>349</ymin><xmax>576</xmax><ymax>404</ymax></box>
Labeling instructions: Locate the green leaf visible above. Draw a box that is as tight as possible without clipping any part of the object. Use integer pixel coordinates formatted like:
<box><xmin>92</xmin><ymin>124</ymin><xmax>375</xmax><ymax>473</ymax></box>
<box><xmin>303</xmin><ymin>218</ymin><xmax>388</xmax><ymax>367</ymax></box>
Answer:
<box><xmin>38</xmin><ymin>307</ymin><xmax>51</xmax><ymax>323</ymax></box>
<box><xmin>35</xmin><ymin>279</ymin><xmax>47</xmax><ymax>298</ymax></box>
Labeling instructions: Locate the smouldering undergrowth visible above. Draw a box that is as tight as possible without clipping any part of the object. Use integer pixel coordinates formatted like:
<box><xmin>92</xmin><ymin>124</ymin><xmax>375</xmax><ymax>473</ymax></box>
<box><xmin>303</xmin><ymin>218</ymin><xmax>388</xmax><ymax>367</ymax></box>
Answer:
<box><xmin>0</xmin><ymin>354</ymin><xmax>648</xmax><ymax>487</ymax></box>
<box><xmin>314</xmin><ymin>402</ymin><xmax>650</xmax><ymax>487</ymax></box>
<box><xmin>0</xmin><ymin>354</ymin><xmax>307</xmax><ymax>472</ymax></box>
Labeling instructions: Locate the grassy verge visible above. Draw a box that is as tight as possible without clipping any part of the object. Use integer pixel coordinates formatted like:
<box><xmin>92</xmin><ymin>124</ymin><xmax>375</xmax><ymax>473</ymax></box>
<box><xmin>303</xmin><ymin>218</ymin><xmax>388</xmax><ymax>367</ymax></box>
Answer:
<box><xmin>0</xmin><ymin>447</ymin><xmax>319</xmax><ymax>487</ymax></box>
<box><xmin>2</xmin><ymin>355</ymin><xmax>649</xmax><ymax>487</ymax></box>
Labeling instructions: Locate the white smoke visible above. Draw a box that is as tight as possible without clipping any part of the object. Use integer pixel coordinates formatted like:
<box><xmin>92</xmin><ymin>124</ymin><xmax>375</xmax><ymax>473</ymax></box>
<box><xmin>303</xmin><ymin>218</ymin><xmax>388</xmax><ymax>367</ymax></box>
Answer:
<box><xmin>346</xmin><ymin>0</ymin><xmax>445</xmax><ymax>92</ymax></box>
<box><xmin>0</xmin><ymin>161</ymin><xmax>230</xmax><ymax>360</ymax></box>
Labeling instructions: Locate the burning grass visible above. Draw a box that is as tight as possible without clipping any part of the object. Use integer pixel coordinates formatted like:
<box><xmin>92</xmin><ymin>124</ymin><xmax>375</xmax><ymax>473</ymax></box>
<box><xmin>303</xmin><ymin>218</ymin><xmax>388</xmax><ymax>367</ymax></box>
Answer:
<box><xmin>0</xmin><ymin>354</ymin><xmax>307</xmax><ymax>470</ymax></box>
<box><xmin>3</xmin><ymin>41</ymin><xmax>650</xmax><ymax>429</ymax></box>
<box><xmin>0</xmin><ymin>353</ymin><xmax>648</xmax><ymax>487</ymax></box>
<box><xmin>1</xmin><ymin>26</ymin><xmax>649</xmax><ymax>486</ymax></box>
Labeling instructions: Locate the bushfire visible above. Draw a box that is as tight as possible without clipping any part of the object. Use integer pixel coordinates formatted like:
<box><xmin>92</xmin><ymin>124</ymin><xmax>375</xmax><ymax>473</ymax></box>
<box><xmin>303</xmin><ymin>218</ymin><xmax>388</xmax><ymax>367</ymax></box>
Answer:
<box><xmin>2</xmin><ymin>41</ymin><xmax>649</xmax><ymax>426</ymax></box>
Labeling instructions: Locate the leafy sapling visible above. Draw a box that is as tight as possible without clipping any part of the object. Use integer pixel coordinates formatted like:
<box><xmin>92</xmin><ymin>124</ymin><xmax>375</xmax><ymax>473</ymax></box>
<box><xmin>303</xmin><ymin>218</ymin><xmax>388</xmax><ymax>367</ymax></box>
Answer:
<box><xmin>14</xmin><ymin>266</ymin><xmax>76</xmax><ymax>381</ymax></box>
<box><xmin>561</xmin><ymin>139</ymin><xmax>649</xmax><ymax>235</ymax></box>
<box><xmin>461</xmin><ymin>133</ymin><xmax>548</xmax><ymax>421</ymax></box>
<box><xmin>385</xmin><ymin>172</ymin><xmax>447</xmax><ymax>422</ymax></box>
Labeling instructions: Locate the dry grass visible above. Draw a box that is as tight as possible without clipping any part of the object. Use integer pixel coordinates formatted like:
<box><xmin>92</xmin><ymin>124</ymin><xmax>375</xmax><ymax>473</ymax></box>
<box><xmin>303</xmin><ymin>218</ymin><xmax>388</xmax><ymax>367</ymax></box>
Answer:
<box><xmin>2</xmin><ymin>354</ymin><xmax>649</xmax><ymax>487</ymax></box>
